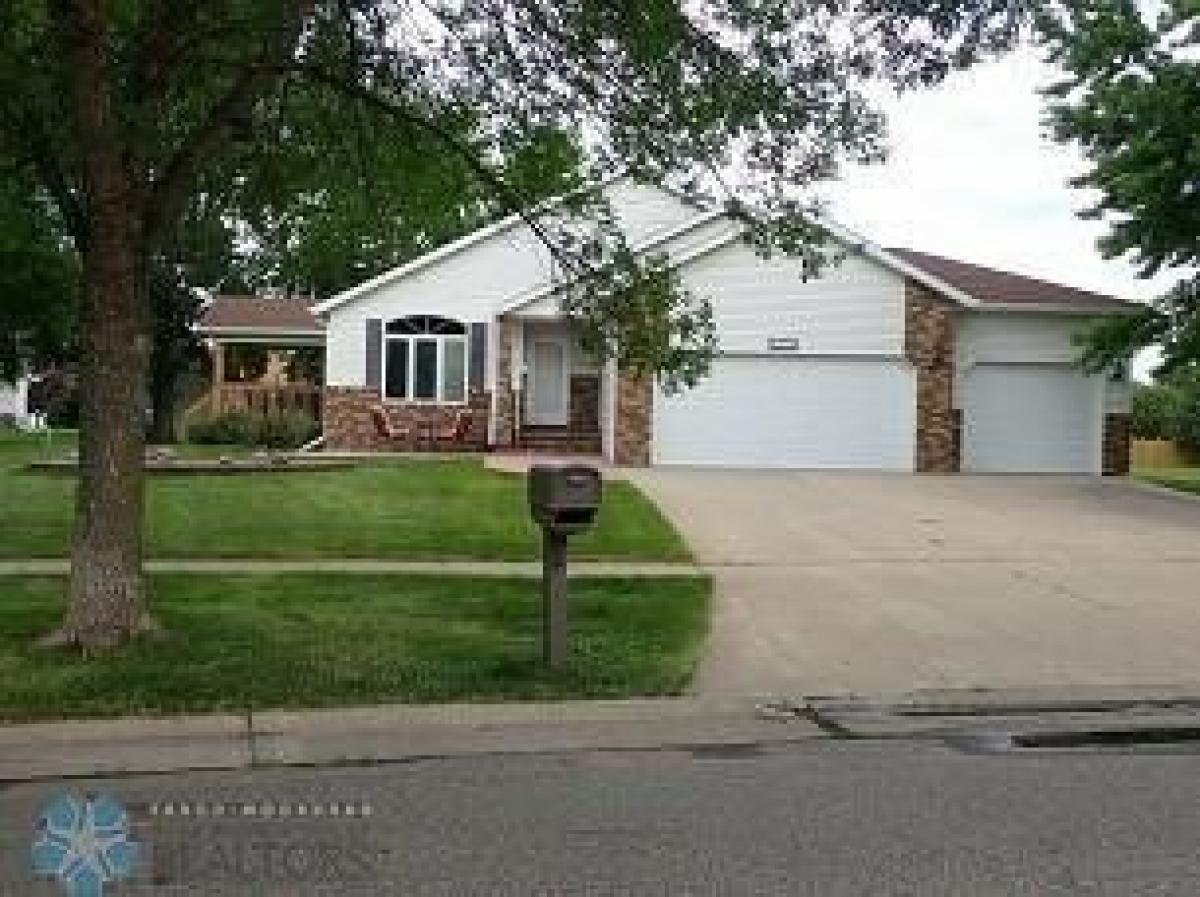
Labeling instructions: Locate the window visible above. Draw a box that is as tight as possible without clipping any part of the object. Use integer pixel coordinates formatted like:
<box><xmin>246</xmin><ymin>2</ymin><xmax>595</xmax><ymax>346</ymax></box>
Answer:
<box><xmin>383</xmin><ymin>316</ymin><xmax>469</xmax><ymax>402</ymax></box>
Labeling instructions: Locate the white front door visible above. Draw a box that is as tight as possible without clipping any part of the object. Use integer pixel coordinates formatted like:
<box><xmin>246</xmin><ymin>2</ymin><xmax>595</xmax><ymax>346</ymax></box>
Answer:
<box><xmin>527</xmin><ymin>337</ymin><xmax>569</xmax><ymax>426</ymax></box>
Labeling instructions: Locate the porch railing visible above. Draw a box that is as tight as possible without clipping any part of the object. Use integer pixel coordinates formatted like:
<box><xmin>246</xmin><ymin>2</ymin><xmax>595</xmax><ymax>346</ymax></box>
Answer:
<box><xmin>209</xmin><ymin>383</ymin><xmax>322</xmax><ymax>419</ymax></box>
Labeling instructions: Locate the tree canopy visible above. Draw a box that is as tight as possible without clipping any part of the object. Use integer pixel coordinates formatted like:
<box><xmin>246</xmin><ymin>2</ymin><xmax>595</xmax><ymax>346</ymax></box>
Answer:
<box><xmin>1038</xmin><ymin>0</ymin><xmax>1200</xmax><ymax>377</ymax></box>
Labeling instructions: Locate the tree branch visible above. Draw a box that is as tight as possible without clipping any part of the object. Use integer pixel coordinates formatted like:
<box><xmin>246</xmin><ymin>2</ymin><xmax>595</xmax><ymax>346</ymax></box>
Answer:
<box><xmin>142</xmin><ymin>1</ymin><xmax>318</xmax><ymax>243</ymax></box>
<box><xmin>296</xmin><ymin>63</ymin><xmax>597</xmax><ymax>283</ymax></box>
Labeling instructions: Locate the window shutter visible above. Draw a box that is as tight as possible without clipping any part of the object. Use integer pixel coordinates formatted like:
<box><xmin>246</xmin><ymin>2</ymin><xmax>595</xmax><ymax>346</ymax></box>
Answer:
<box><xmin>469</xmin><ymin>322</ymin><xmax>487</xmax><ymax>393</ymax></box>
<box><xmin>365</xmin><ymin>319</ymin><xmax>382</xmax><ymax>391</ymax></box>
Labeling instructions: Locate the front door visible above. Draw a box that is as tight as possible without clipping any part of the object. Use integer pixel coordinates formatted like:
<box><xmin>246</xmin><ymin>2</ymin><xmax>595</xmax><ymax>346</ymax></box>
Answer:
<box><xmin>527</xmin><ymin>337</ymin><xmax>569</xmax><ymax>426</ymax></box>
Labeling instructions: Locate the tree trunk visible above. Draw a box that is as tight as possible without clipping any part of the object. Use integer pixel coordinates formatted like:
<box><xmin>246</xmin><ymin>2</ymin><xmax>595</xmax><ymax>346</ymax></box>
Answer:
<box><xmin>48</xmin><ymin>0</ymin><xmax>156</xmax><ymax>650</ymax></box>
<box><xmin>149</xmin><ymin>367</ymin><xmax>180</xmax><ymax>444</ymax></box>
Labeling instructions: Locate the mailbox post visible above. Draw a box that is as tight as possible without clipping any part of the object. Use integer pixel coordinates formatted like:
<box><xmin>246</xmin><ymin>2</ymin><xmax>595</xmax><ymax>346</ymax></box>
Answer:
<box><xmin>528</xmin><ymin>465</ymin><xmax>602</xmax><ymax>669</ymax></box>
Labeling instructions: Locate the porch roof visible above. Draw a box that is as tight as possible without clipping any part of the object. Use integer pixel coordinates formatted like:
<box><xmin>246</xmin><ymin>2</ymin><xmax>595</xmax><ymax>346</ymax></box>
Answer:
<box><xmin>196</xmin><ymin>295</ymin><xmax>326</xmax><ymax>343</ymax></box>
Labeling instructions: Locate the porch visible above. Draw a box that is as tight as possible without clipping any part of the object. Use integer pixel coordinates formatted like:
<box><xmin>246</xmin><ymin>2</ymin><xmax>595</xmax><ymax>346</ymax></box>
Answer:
<box><xmin>191</xmin><ymin>295</ymin><xmax>326</xmax><ymax>426</ymax></box>
<box><xmin>496</xmin><ymin>318</ymin><xmax>608</xmax><ymax>457</ymax></box>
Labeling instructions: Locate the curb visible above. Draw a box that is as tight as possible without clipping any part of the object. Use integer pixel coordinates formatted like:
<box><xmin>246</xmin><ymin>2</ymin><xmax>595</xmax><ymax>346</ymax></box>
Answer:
<box><xmin>0</xmin><ymin>697</ymin><xmax>821</xmax><ymax>784</ymax></box>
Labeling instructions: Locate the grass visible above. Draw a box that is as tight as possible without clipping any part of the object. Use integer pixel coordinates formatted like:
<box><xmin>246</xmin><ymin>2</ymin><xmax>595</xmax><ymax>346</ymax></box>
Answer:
<box><xmin>1135</xmin><ymin>466</ymin><xmax>1200</xmax><ymax>496</ymax></box>
<box><xmin>0</xmin><ymin>574</ymin><xmax>711</xmax><ymax>721</ymax></box>
<box><xmin>0</xmin><ymin>430</ymin><xmax>689</xmax><ymax>561</ymax></box>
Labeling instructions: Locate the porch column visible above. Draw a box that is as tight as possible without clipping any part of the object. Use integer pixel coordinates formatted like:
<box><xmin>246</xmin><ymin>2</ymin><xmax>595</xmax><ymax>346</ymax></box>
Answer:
<box><xmin>494</xmin><ymin>317</ymin><xmax>519</xmax><ymax>447</ymax></box>
<box><xmin>210</xmin><ymin>341</ymin><xmax>225</xmax><ymax>414</ymax></box>
<box><xmin>613</xmin><ymin>367</ymin><xmax>653</xmax><ymax>467</ymax></box>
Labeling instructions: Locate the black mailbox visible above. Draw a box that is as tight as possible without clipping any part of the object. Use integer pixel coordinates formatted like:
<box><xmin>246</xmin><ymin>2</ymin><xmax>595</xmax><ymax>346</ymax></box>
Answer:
<box><xmin>528</xmin><ymin>465</ymin><xmax>602</xmax><ymax>534</ymax></box>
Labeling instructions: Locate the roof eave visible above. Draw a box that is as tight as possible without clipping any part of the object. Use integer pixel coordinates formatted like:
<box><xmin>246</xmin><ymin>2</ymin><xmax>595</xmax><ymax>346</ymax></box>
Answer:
<box><xmin>315</xmin><ymin>172</ymin><xmax>630</xmax><ymax>317</ymax></box>
<box><xmin>500</xmin><ymin>207</ymin><xmax>726</xmax><ymax>315</ymax></box>
<box><xmin>195</xmin><ymin>325</ymin><xmax>326</xmax><ymax>340</ymax></box>
<box><xmin>968</xmin><ymin>301</ymin><xmax>1145</xmax><ymax>315</ymax></box>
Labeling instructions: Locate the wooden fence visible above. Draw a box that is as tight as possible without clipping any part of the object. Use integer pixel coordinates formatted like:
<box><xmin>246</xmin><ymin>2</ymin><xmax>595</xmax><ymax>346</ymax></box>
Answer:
<box><xmin>1132</xmin><ymin>439</ymin><xmax>1197</xmax><ymax>469</ymax></box>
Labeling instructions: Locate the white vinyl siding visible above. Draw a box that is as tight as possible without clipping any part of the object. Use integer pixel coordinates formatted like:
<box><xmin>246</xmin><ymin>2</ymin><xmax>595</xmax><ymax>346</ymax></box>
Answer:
<box><xmin>653</xmin><ymin>357</ymin><xmax>916</xmax><ymax>469</ymax></box>
<box><xmin>961</xmin><ymin>363</ymin><xmax>1103</xmax><ymax>473</ymax></box>
<box><xmin>680</xmin><ymin>245</ymin><xmax>906</xmax><ymax>356</ymax></box>
<box><xmin>0</xmin><ymin>377</ymin><xmax>31</xmax><ymax>426</ymax></box>
<box><xmin>957</xmin><ymin>313</ymin><xmax>1095</xmax><ymax>366</ymax></box>
<box><xmin>324</xmin><ymin>181</ymin><xmax>703</xmax><ymax>386</ymax></box>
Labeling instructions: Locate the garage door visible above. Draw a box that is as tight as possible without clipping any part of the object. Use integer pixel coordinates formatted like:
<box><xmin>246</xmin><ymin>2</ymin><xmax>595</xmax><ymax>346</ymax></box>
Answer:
<box><xmin>653</xmin><ymin>356</ymin><xmax>916</xmax><ymax>469</ymax></box>
<box><xmin>961</xmin><ymin>363</ymin><xmax>1102</xmax><ymax>473</ymax></box>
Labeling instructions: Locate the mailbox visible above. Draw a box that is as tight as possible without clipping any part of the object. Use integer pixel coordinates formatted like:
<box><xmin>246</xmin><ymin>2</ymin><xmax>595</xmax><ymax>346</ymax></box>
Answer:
<box><xmin>528</xmin><ymin>464</ymin><xmax>603</xmax><ymax>670</ymax></box>
<box><xmin>528</xmin><ymin>465</ymin><xmax>602</xmax><ymax>534</ymax></box>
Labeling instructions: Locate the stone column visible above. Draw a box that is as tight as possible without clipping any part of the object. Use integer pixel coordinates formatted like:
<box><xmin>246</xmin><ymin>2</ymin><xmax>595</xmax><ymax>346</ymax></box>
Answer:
<box><xmin>493</xmin><ymin>317</ymin><xmax>518</xmax><ymax>447</ymax></box>
<box><xmin>904</xmin><ymin>281</ymin><xmax>960</xmax><ymax>473</ymax></box>
<box><xmin>1102</xmin><ymin>412</ymin><xmax>1132</xmax><ymax>476</ymax></box>
<box><xmin>614</xmin><ymin>369</ymin><xmax>652</xmax><ymax>467</ymax></box>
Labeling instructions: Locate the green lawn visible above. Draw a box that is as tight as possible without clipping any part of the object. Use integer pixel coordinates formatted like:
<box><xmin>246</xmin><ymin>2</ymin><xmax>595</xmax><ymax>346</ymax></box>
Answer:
<box><xmin>0</xmin><ymin>574</ymin><xmax>711</xmax><ymax>721</ymax></box>
<box><xmin>0</xmin><ymin>431</ymin><xmax>689</xmax><ymax>560</ymax></box>
<box><xmin>1136</xmin><ymin>467</ymin><xmax>1200</xmax><ymax>496</ymax></box>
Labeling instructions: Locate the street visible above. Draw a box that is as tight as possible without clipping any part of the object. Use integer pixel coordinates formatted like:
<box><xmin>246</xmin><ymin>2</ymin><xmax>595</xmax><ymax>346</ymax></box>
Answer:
<box><xmin>6</xmin><ymin>730</ymin><xmax>1200</xmax><ymax>895</ymax></box>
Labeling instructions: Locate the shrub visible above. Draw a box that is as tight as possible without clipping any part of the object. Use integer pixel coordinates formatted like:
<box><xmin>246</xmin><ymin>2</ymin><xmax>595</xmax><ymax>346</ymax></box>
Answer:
<box><xmin>259</xmin><ymin>410</ymin><xmax>321</xmax><ymax>449</ymax></box>
<box><xmin>187</xmin><ymin>410</ymin><xmax>319</xmax><ymax>449</ymax></box>
<box><xmin>187</xmin><ymin>411</ymin><xmax>258</xmax><ymax>445</ymax></box>
<box><xmin>1131</xmin><ymin>383</ymin><xmax>1179</xmax><ymax>440</ymax></box>
<box><xmin>1170</xmin><ymin>377</ymin><xmax>1200</xmax><ymax>453</ymax></box>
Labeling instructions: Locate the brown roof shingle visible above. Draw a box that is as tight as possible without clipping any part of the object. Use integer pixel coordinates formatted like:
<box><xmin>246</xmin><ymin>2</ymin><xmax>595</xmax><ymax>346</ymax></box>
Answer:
<box><xmin>887</xmin><ymin>248</ymin><xmax>1137</xmax><ymax>311</ymax></box>
<box><xmin>197</xmin><ymin>295</ymin><xmax>324</xmax><ymax>333</ymax></box>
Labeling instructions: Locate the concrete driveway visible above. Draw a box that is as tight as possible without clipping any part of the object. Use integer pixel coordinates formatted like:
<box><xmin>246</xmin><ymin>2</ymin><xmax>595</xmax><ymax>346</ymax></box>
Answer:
<box><xmin>628</xmin><ymin>470</ymin><xmax>1200</xmax><ymax>698</ymax></box>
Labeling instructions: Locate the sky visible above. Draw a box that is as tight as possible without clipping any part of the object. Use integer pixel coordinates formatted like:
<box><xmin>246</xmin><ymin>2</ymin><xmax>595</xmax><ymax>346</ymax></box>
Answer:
<box><xmin>817</xmin><ymin>47</ymin><xmax>1177</xmax><ymax>381</ymax></box>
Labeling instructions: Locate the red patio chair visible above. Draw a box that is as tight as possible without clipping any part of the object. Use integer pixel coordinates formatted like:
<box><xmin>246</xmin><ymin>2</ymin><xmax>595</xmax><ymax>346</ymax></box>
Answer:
<box><xmin>434</xmin><ymin>409</ymin><xmax>474</xmax><ymax>449</ymax></box>
<box><xmin>370</xmin><ymin>405</ymin><xmax>411</xmax><ymax>448</ymax></box>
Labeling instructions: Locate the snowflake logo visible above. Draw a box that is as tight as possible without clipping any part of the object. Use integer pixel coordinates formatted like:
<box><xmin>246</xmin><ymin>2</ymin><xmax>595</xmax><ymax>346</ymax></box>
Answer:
<box><xmin>32</xmin><ymin>794</ymin><xmax>140</xmax><ymax>897</ymax></box>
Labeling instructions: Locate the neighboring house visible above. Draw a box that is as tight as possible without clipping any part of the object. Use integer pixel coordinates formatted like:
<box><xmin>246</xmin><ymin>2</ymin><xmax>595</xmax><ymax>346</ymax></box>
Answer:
<box><xmin>309</xmin><ymin>180</ymin><xmax>1137</xmax><ymax>474</ymax></box>
<box><xmin>0</xmin><ymin>375</ymin><xmax>32</xmax><ymax>428</ymax></box>
<box><xmin>194</xmin><ymin>295</ymin><xmax>326</xmax><ymax>420</ymax></box>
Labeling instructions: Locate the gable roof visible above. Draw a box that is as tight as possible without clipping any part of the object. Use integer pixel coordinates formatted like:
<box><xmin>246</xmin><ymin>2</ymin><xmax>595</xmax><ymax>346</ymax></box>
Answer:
<box><xmin>887</xmin><ymin>248</ymin><xmax>1137</xmax><ymax>312</ymax></box>
<box><xmin>312</xmin><ymin>173</ymin><xmax>641</xmax><ymax>317</ymax></box>
<box><xmin>312</xmin><ymin>171</ymin><xmax>1141</xmax><ymax>319</ymax></box>
<box><xmin>196</xmin><ymin>295</ymin><xmax>324</xmax><ymax>334</ymax></box>
<box><xmin>502</xmin><ymin>214</ymin><xmax>987</xmax><ymax>314</ymax></box>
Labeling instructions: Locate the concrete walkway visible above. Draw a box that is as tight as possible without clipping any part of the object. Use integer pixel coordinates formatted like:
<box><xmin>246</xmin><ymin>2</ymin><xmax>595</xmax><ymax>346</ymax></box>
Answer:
<box><xmin>0</xmin><ymin>559</ymin><xmax>701</xmax><ymax>577</ymax></box>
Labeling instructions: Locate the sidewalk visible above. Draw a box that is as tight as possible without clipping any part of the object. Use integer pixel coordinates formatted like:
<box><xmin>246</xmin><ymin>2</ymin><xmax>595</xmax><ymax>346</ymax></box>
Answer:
<box><xmin>0</xmin><ymin>559</ymin><xmax>703</xmax><ymax>577</ymax></box>
<box><xmin>0</xmin><ymin>698</ymin><xmax>820</xmax><ymax>782</ymax></box>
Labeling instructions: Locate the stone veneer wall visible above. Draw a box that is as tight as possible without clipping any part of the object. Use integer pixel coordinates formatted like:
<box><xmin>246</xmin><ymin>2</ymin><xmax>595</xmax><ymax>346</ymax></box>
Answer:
<box><xmin>614</xmin><ymin>371</ymin><xmax>652</xmax><ymax>466</ymax></box>
<box><xmin>1102</xmin><ymin>412</ymin><xmax>1132</xmax><ymax>476</ymax></box>
<box><xmin>904</xmin><ymin>280</ymin><xmax>960</xmax><ymax>473</ymax></box>
<box><xmin>493</xmin><ymin>318</ymin><xmax>518</xmax><ymax>448</ymax></box>
<box><xmin>569</xmin><ymin>375</ymin><xmax>601</xmax><ymax>435</ymax></box>
<box><xmin>323</xmin><ymin>386</ymin><xmax>490</xmax><ymax>451</ymax></box>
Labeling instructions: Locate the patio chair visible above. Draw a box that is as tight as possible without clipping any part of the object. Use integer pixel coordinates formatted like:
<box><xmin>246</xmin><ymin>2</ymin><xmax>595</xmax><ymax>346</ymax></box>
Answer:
<box><xmin>370</xmin><ymin>405</ymin><xmax>411</xmax><ymax>448</ymax></box>
<box><xmin>434</xmin><ymin>409</ymin><xmax>474</xmax><ymax>449</ymax></box>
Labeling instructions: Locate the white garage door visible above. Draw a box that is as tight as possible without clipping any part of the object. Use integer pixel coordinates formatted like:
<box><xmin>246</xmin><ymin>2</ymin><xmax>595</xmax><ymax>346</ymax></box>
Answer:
<box><xmin>653</xmin><ymin>356</ymin><xmax>916</xmax><ymax>469</ymax></box>
<box><xmin>961</xmin><ymin>363</ymin><xmax>1102</xmax><ymax>473</ymax></box>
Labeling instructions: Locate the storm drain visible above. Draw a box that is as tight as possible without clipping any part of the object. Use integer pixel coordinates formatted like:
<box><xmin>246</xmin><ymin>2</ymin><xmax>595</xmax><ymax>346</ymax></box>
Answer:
<box><xmin>946</xmin><ymin>725</ymin><xmax>1200</xmax><ymax>755</ymax></box>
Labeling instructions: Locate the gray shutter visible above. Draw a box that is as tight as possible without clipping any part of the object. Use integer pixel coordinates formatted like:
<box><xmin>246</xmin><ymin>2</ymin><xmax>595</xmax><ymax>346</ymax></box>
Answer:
<box><xmin>469</xmin><ymin>322</ymin><xmax>487</xmax><ymax>393</ymax></box>
<box><xmin>365</xmin><ymin>318</ymin><xmax>382</xmax><ymax>392</ymax></box>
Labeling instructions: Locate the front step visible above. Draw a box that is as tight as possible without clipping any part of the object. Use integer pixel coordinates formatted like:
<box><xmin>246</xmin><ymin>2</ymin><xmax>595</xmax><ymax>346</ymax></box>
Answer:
<box><xmin>516</xmin><ymin>426</ymin><xmax>601</xmax><ymax>455</ymax></box>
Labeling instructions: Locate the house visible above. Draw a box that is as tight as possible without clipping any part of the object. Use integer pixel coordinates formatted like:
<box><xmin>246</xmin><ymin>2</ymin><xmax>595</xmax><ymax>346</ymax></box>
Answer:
<box><xmin>0</xmin><ymin>375</ymin><xmax>33</xmax><ymax>428</ymax></box>
<box><xmin>307</xmin><ymin>180</ymin><xmax>1136</xmax><ymax>474</ymax></box>
<box><xmin>199</xmin><ymin>182</ymin><xmax>1134</xmax><ymax>473</ymax></box>
<box><xmin>193</xmin><ymin>294</ymin><xmax>325</xmax><ymax>420</ymax></box>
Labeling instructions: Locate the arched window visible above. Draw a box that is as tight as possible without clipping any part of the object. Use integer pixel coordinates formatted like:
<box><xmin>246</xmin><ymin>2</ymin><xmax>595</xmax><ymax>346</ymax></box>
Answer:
<box><xmin>383</xmin><ymin>315</ymin><xmax>469</xmax><ymax>402</ymax></box>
